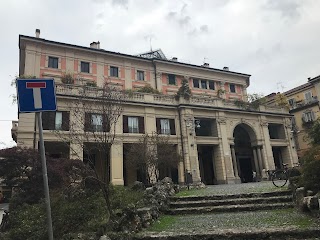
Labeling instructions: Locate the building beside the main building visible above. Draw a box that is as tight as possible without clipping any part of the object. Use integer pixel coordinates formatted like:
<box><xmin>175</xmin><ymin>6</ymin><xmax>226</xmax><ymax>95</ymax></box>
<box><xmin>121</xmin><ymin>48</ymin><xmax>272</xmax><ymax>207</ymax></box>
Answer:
<box><xmin>12</xmin><ymin>30</ymin><xmax>298</xmax><ymax>186</ymax></box>
<box><xmin>266</xmin><ymin>75</ymin><xmax>320</xmax><ymax>158</ymax></box>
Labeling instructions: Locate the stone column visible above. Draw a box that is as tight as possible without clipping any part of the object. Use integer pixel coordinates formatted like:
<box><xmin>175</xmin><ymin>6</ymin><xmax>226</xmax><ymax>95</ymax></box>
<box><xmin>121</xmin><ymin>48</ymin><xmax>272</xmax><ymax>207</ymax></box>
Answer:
<box><xmin>231</xmin><ymin>145</ymin><xmax>239</xmax><ymax>178</ymax></box>
<box><xmin>252</xmin><ymin>147</ymin><xmax>261</xmax><ymax>177</ymax></box>
<box><xmin>256</xmin><ymin>146</ymin><xmax>263</xmax><ymax>176</ymax></box>
<box><xmin>110</xmin><ymin>142</ymin><xmax>124</xmax><ymax>185</ymax></box>
<box><xmin>260</xmin><ymin>118</ymin><xmax>276</xmax><ymax>170</ymax></box>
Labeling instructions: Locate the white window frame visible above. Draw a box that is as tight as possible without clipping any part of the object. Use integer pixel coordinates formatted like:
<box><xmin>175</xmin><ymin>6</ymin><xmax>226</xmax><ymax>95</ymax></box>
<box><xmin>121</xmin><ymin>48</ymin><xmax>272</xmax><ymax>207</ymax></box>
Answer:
<box><xmin>160</xmin><ymin>119</ymin><xmax>171</xmax><ymax>135</ymax></box>
<box><xmin>91</xmin><ymin>114</ymin><xmax>103</xmax><ymax>132</ymax></box>
<box><xmin>110</xmin><ymin>66</ymin><xmax>119</xmax><ymax>77</ymax></box>
<box><xmin>303</xmin><ymin>111</ymin><xmax>316</xmax><ymax>122</ymax></box>
<box><xmin>128</xmin><ymin>117</ymin><xmax>139</xmax><ymax>133</ymax></box>
<box><xmin>305</xmin><ymin>91</ymin><xmax>312</xmax><ymax>102</ymax></box>
<box><xmin>200</xmin><ymin>80</ymin><xmax>208</xmax><ymax>89</ymax></box>
<box><xmin>229</xmin><ymin>84</ymin><xmax>236</xmax><ymax>93</ymax></box>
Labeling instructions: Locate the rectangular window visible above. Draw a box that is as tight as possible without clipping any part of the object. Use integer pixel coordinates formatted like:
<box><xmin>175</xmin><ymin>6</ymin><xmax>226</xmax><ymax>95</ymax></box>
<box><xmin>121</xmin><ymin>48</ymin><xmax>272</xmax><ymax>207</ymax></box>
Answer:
<box><xmin>230</xmin><ymin>84</ymin><xmax>236</xmax><ymax>93</ymax></box>
<box><xmin>55</xmin><ymin>112</ymin><xmax>63</xmax><ymax>130</ymax></box>
<box><xmin>160</xmin><ymin>119</ymin><xmax>171</xmax><ymax>135</ymax></box>
<box><xmin>201</xmin><ymin>80</ymin><xmax>207</xmax><ymax>89</ymax></box>
<box><xmin>42</xmin><ymin>111</ymin><xmax>69</xmax><ymax>131</ymax></box>
<box><xmin>128</xmin><ymin>117</ymin><xmax>139</xmax><ymax>133</ymax></box>
<box><xmin>81</xmin><ymin>61</ymin><xmax>90</xmax><ymax>73</ymax></box>
<box><xmin>305</xmin><ymin>91</ymin><xmax>312</xmax><ymax>102</ymax></box>
<box><xmin>208</xmin><ymin>81</ymin><xmax>215</xmax><ymax>90</ymax></box>
<box><xmin>137</xmin><ymin>70</ymin><xmax>144</xmax><ymax>81</ymax></box>
<box><xmin>110</xmin><ymin>66</ymin><xmax>119</xmax><ymax>77</ymax></box>
<box><xmin>288</xmin><ymin>98</ymin><xmax>296</xmax><ymax>107</ymax></box>
<box><xmin>168</xmin><ymin>74</ymin><xmax>176</xmax><ymax>85</ymax></box>
<box><xmin>303</xmin><ymin>111</ymin><xmax>316</xmax><ymax>122</ymax></box>
<box><xmin>91</xmin><ymin>114</ymin><xmax>103</xmax><ymax>132</ymax></box>
<box><xmin>48</xmin><ymin>56</ymin><xmax>58</xmax><ymax>69</ymax></box>
<box><xmin>193</xmin><ymin>79</ymin><xmax>200</xmax><ymax>88</ymax></box>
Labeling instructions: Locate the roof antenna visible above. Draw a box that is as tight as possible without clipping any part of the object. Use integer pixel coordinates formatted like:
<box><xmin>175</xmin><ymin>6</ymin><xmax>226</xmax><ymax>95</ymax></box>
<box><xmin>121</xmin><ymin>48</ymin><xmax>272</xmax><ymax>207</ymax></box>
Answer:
<box><xmin>149</xmin><ymin>36</ymin><xmax>153</xmax><ymax>51</ymax></box>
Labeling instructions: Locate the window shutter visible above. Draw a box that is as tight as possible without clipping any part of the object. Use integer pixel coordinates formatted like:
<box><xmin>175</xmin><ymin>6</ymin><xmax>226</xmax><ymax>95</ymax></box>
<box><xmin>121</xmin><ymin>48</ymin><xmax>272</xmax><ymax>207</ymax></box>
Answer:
<box><xmin>103</xmin><ymin>115</ymin><xmax>111</xmax><ymax>132</ymax></box>
<box><xmin>85</xmin><ymin>113</ymin><xmax>91</xmax><ymax>131</ymax></box>
<box><xmin>156</xmin><ymin>118</ymin><xmax>161</xmax><ymax>133</ymax></box>
<box><xmin>123</xmin><ymin>115</ymin><xmax>128</xmax><ymax>133</ymax></box>
<box><xmin>42</xmin><ymin>112</ymin><xmax>50</xmax><ymax>130</ymax></box>
<box><xmin>302</xmin><ymin>113</ymin><xmax>306</xmax><ymax>122</ymax></box>
<box><xmin>49</xmin><ymin>112</ymin><xmax>55</xmax><ymax>130</ymax></box>
<box><xmin>311</xmin><ymin>111</ymin><xmax>316</xmax><ymax>121</ymax></box>
<box><xmin>138</xmin><ymin>117</ymin><xmax>145</xmax><ymax>133</ymax></box>
<box><xmin>62</xmin><ymin>112</ymin><xmax>70</xmax><ymax>131</ymax></box>
<box><xmin>170</xmin><ymin>119</ymin><xmax>176</xmax><ymax>135</ymax></box>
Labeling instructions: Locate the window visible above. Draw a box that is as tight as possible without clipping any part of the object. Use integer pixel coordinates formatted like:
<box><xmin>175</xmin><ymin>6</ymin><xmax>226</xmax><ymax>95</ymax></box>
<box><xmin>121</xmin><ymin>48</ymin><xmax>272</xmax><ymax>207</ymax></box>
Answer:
<box><xmin>229</xmin><ymin>84</ymin><xmax>236</xmax><ymax>93</ymax></box>
<box><xmin>55</xmin><ymin>112</ymin><xmax>63</xmax><ymax>130</ymax></box>
<box><xmin>305</xmin><ymin>91</ymin><xmax>312</xmax><ymax>102</ymax></box>
<box><xmin>81</xmin><ymin>61</ymin><xmax>90</xmax><ymax>73</ymax></box>
<box><xmin>123</xmin><ymin>116</ymin><xmax>145</xmax><ymax>133</ymax></box>
<box><xmin>42</xmin><ymin>111</ymin><xmax>69</xmax><ymax>131</ymax></box>
<box><xmin>193</xmin><ymin>79</ymin><xmax>199</xmax><ymax>88</ymax></box>
<box><xmin>288</xmin><ymin>98</ymin><xmax>296</xmax><ymax>107</ymax></box>
<box><xmin>208</xmin><ymin>81</ymin><xmax>215</xmax><ymax>90</ymax></box>
<box><xmin>303</xmin><ymin>111</ymin><xmax>316</xmax><ymax>123</ymax></box>
<box><xmin>156</xmin><ymin>118</ymin><xmax>176</xmax><ymax>135</ymax></box>
<box><xmin>137</xmin><ymin>70</ymin><xmax>144</xmax><ymax>81</ymax></box>
<box><xmin>110</xmin><ymin>66</ymin><xmax>118</xmax><ymax>77</ymax></box>
<box><xmin>201</xmin><ymin>80</ymin><xmax>207</xmax><ymax>89</ymax></box>
<box><xmin>168</xmin><ymin>74</ymin><xmax>176</xmax><ymax>85</ymax></box>
<box><xmin>91</xmin><ymin>114</ymin><xmax>103</xmax><ymax>132</ymax></box>
<box><xmin>48</xmin><ymin>56</ymin><xmax>58</xmax><ymax>69</ymax></box>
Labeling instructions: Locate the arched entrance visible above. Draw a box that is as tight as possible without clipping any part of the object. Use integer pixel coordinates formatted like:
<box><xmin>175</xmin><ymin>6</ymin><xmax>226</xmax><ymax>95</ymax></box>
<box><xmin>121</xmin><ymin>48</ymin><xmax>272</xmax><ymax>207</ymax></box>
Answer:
<box><xmin>233</xmin><ymin>124</ymin><xmax>258</xmax><ymax>183</ymax></box>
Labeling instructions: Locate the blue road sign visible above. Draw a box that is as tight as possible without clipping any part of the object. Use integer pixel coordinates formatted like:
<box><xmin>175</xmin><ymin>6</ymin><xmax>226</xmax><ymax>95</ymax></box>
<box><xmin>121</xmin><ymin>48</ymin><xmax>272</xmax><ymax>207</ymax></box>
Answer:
<box><xmin>17</xmin><ymin>79</ymin><xmax>57</xmax><ymax>113</ymax></box>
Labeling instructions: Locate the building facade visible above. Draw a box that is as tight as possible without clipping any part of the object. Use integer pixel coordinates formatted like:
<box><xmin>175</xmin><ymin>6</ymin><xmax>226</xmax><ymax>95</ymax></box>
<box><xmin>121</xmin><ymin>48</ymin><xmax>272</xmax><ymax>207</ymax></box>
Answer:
<box><xmin>266</xmin><ymin>76</ymin><xmax>320</xmax><ymax>158</ymax></box>
<box><xmin>13</xmin><ymin>30</ymin><xmax>298</xmax><ymax>185</ymax></box>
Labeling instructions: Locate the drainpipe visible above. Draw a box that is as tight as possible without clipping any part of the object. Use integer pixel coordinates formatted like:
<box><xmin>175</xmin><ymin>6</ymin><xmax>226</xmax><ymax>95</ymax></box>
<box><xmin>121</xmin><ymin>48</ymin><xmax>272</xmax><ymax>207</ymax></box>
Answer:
<box><xmin>178</xmin><ymin>106</ymin><xmax>187</xmax><ymax>184</ymax></box>
<box><xmin>152</xmin><ymin>60</ymin><xmax>158</xmax><ymax>90</ymax></box>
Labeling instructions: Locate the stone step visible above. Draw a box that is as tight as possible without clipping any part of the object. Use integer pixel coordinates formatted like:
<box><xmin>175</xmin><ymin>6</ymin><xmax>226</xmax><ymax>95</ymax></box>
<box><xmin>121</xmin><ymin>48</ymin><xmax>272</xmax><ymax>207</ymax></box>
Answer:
<box><xmin>169</xmin><ymin>195</ymin><xmax>293</xmax><ymax>208</ymax></box>
<box><xmin>170</xmin><ymin>190</ymin><xmax>292</xmax><ymax>202</ymax></box>
<box><xmin>166</xmin><ymin>202</ymin><xmax>294</xmax><ymax>215</ymax></box>
<box><xmin>131</xmin><ymin>228</ymin><xmax>320</xmax><ymax>240</ymax></box>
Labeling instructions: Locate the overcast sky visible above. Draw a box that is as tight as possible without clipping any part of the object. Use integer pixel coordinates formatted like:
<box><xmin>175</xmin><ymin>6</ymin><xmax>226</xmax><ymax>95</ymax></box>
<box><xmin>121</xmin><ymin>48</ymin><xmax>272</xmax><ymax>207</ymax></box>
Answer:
<box><xmin>0</xmin><ymin>0</ymin><xmax>320</xmax><ymax>148</ymax></box>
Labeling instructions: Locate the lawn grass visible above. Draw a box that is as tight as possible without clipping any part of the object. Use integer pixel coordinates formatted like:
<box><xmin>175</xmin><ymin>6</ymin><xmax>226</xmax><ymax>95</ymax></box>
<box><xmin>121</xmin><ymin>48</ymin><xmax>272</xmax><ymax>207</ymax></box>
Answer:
<box><xmin>147</xmin><ymin>215</ymin><xmax>176</xmax><ymax>232</ymax></box>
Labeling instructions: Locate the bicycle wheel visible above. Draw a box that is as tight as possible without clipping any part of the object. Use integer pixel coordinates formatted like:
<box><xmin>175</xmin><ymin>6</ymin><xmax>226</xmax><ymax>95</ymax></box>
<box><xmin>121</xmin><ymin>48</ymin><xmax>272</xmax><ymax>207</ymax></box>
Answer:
<box><xmin>272</xmin><ymin>170</ymin><xmax>288</xmax><ymax>187</ymax></box>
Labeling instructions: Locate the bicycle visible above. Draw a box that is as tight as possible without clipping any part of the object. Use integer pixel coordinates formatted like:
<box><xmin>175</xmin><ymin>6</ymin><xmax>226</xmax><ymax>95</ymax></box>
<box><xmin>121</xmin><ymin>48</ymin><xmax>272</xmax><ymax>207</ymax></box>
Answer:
<box><xmin>271</xmin><ymin>163</ymin><xmax>300</xmax><ymax>187</ymax></box>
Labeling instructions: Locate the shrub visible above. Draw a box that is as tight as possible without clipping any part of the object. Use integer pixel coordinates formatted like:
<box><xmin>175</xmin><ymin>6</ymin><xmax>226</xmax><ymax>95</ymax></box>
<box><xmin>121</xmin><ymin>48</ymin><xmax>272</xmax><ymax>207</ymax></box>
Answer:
<box><xmin>136</xmin><ymin>84</ymin><xmax>160</xmax><ymax>94</ymax></box>
<box><xmin>109</xmin><ymin>185</ymin><xmax>144</xmax><ymax>210</ymax></box>
<box><xmin>300</xmin><ymin>145</ymin><xmax>320</xmax><ymax>192</ymax></box>
<box><xmin>61</xmin><ymin>73</ymin><xmax>74</xmax><ymax>84</ymax></box>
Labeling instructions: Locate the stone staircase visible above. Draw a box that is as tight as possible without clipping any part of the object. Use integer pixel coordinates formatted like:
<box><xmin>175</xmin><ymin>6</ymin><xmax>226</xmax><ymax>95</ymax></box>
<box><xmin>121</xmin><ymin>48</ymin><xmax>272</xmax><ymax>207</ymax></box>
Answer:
<box><xmin>166</xmin><ymin>190</ymin><xmax>294</xmax><ymax>215</ymax></box>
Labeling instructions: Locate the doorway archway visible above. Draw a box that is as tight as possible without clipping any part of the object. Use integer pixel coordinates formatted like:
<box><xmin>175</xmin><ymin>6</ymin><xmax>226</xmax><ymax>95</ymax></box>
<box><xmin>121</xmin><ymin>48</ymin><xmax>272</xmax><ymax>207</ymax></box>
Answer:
<box><xmin>233</xmin><ymin>123</ymin><xmax>257</xmax><ymax>183</ymax></box>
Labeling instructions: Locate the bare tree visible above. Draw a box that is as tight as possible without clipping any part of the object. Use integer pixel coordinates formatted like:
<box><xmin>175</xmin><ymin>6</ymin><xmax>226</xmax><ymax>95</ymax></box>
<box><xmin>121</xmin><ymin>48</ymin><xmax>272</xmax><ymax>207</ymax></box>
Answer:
<box><xmin>126</xmin><ymin>133</ymin><xmax>181</xmax><ymax>185</ymax></box>
<box><xmin>54</xmin><ymin>78</ymin><xmax>125</xmax><ymax>216</ymax></box>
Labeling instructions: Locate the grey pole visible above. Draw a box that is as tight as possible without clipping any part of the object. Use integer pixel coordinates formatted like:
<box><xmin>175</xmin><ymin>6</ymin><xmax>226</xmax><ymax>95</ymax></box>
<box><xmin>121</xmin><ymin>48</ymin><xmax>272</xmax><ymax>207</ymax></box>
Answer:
<box><xmin>36</xmin><ymin>112</ymin><xmax>54</xmax><ymax>240</ymax></box>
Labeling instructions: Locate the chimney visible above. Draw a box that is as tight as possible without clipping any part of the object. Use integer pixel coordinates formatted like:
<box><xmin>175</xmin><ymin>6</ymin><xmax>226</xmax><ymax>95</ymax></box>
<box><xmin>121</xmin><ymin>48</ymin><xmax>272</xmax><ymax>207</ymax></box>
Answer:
<box><xmin>172</xmin><ymin>57</ymin><xmax>178</xmax><ymax>62</ymax></box>
<box><xmin>203</xmin><ymin>62</ymin><xmax>209</xmax><ymax>67</ymax></box>
<box><xmin>90</xmin><ymin>41</ymin><xmax>100</xmax><ymax>49</ymax></box>
<box><xmin>223</xmin><ymin>66</ymin><xmax>229</xmax><ymax>71</ymax></box>
<box><xmin>35</xmin><ymin>29</ymin><xmax>40</xmax><ymax>38</ymax></box>
<box><xmin>308</xmin><ymin>77</ymin><xmax>311</xmax><ymax>81</ymax></box>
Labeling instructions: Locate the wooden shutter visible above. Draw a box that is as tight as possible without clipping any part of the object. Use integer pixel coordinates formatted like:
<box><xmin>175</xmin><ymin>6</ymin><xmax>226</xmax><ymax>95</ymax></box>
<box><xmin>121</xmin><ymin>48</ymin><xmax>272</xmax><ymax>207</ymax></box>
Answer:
<box><xmin>42</xmin><ymin>112</ymin><xmax>50</xmax><ymax>130</ymax></box>
<box><xmin>85</xmin><ymin>113</ymin><xmax>91</xmax><ymax>131</ymax></box>
<box><xmin>103</xmin><ymin>115</ymin><xmax>111</xmax><ymax>132</ymax></box>
<box><xmin>138</xmin><ymin>117</ymin><xmax>145</xmax><ymax>134</ymax></box>
<box><xmin>62</xmin><ymin>112</ymin><xmax>70</xmax><ymax>131</ymax></box>
<box><xmin>156</xmin><ymin>118</ymin><xmax>161</xmax><ymax>134</ymax></box>
<box><xmin>123</xmin><ymin>115</ymin><xmax>128</xmax><ymax>133</ymax></box>
<box><xmin>170</xmin><ymin>119</ymin><xmax>176</xmax><ymax>135</ymax></box>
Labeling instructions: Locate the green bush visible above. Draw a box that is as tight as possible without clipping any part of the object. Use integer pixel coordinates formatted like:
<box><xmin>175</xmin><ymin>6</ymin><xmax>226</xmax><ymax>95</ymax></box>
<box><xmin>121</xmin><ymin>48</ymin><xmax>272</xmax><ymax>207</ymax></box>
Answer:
<box><xmin>300</xmin><ymin>146</ymin><xmax>320</xmax><ymax>192</ymax></box>
<box><xmin>109</xmin><ymin>185</ymin><xmax>144</xmax><ymax>210</ymax></box>
<box><xmin>136</xmin><ymin>84</ymin><xmax>160</xmax><ymax>94</ymax></box>
<box><xmin>8</xmin><ymin>191</ymin><xmax>108</xmax><ymax>240</ymax></box>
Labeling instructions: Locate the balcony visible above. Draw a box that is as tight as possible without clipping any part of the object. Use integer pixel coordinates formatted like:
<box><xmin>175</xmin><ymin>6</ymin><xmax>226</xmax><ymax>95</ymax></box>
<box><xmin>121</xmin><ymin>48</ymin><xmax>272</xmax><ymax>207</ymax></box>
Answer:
<box><xmin>289</xmin><ymin>96</ymin><xmax>318</xmax><ymax>111</ymax></box>
<box><xmin>55</xmin><ymin>83</ymin><xmax>288</xmax><ymax>114</ymax></box>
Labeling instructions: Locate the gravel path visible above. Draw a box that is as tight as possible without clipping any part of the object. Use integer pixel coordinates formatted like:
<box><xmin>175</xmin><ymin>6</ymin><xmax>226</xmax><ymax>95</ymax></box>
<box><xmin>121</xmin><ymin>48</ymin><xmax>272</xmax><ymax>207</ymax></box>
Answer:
<box><xmin>147</xmin><ymin>208</ymin><xmax>320</xmax><ymax>233</ymax></box>
<box><xmin>178</xmin><ymin>182</ymin><xmax>285</xmax><ymax>196</ymax></box>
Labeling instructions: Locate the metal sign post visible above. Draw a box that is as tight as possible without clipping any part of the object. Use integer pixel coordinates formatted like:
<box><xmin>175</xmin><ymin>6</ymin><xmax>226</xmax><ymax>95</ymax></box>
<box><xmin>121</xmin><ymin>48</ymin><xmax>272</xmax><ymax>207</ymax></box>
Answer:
<box><xmin>17</xmin><ymin>79</ymin><xmax>56</xmax><ymax>240</ymax></box>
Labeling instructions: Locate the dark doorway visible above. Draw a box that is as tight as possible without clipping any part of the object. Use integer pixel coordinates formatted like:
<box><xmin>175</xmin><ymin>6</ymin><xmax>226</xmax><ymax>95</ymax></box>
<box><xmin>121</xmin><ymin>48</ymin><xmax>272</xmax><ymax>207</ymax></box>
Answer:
<box><xmin>272</xmin><ymin>147</ymin><xmax>283</xmax><ymax>170</ymax></box>
<box><xmin>239</xmin><ymin>157</ymin><xmax>253</xmax><ymax>183</ymax></box>
<box><xmin>198</xmin><ymin>145</ymin><xmax>215</xmax><ymax>185</ymax></box>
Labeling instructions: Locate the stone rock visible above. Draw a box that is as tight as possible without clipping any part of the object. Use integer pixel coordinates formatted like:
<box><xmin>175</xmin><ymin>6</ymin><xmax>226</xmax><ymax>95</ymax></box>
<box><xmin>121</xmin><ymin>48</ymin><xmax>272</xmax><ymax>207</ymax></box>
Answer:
<box><xmin>99</xmin><ymin>235</ymin><xmax>111</xmax><ymax>240</ymax></box>
<box><xmin>306</xmin><ymin>190</ymin><xmax>314</xmax><ymax>196</ymax></box>
<box><xmin>161</xmin><ymin>177</ymin><xmax>173</xmax><ymax>184</ymax></box>
<box><xmin>131</xmin><ymin>181</ymin><xmax>145</xmax><ymax>191</ymax></box>
<box><xmin>295</xmin><ymin>187</ymin><xmax>305</xmax><ymax>210</ymax></box>
<box><xmin>304</xmin><ymin>196</ymin><xmax>319</xmax><ymax>211</ymax></box>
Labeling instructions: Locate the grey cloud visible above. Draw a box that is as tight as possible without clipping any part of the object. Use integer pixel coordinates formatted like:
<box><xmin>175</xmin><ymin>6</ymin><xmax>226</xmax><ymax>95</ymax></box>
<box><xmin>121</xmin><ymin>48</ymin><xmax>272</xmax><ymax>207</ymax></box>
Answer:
<box><xmin>265</xmin><ymin>0</ymin><xmax>301</xmax><ymax>19</ymax></box>
<box><xmin>112</xmin><ymin>0</ymin><xmax>129</xmax><ymax>8</ymax></box>
<box><xmin>167</xmin><ymin>11</ymin><xmax>177</xmax><ymax>19</ymax></box>
<box><xmin>200</xmin><ymin>24</ymin><xmax>208</xmax><ymax>33</ymax></box>
<box><xmin>92</xmin><ymin>0</ymin><xmax>107</xmax><ymax>3</ymax></box>
<box><xmin>96</xmin><ymin>12</ymin><xmax>104</xmax><ymax>19</ymax></box>
<box><xmin>178</xmin><ymin>16</ymin><xmax>191</xmax><ymax>26</ymax></box>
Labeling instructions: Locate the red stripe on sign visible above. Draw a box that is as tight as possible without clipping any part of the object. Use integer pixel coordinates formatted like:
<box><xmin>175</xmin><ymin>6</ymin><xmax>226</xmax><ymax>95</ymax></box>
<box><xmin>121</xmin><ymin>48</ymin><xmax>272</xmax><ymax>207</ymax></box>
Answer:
<box><xmin>26</xmin><ymin>82</ymin><xmax>46</xmax><ymax>88</ymax></box>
